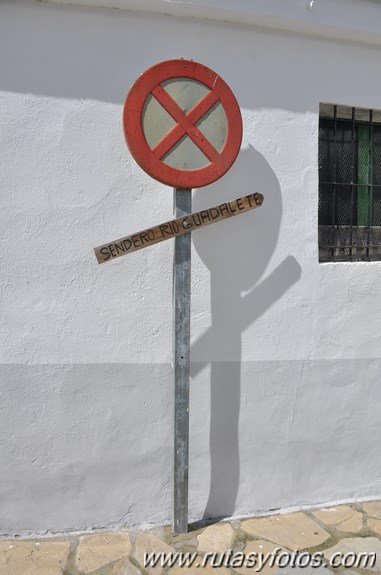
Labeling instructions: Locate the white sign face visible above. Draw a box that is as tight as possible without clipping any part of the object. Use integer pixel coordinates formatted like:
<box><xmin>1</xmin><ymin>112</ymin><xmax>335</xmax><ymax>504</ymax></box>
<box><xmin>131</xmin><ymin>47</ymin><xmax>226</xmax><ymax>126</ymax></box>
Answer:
<box><xmin>142</xmin><ymin>78</ymin><xmax>227</xmax><ymax>170</ymax></box>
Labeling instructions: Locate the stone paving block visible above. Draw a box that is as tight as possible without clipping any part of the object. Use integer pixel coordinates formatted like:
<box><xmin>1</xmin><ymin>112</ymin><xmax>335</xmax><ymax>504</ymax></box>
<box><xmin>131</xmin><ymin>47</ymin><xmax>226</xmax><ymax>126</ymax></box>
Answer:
<box><xmin>0</xmin><ymin>540</ymin><xmax>70</xmax><ymax>575</ymax></box>
<box><xmin>312</xmin><ymin>506</ymin><xmax>364</xmax><ymax>533</ymax></box>
<box><xmin>274</xmin><ymin>565</ymin><xmax>333</xmax><ymax>575</ymax></box>
<box><xmin>168</xmin><ymin>555</ymin><xmax>230</xmax><ymax>574</ymax></box>
<box><xmin>234</xmin><ymin>542</ymin><xmax>333</xmax><ymax>575</ymax></box>
<box><xmin>323</xmin><ymin>537</ymin><xmax>381</xmax><ymax>572</ymax></box>
<box><xmin>109</xmin><ymin>557</ymin><xmax>143</xmax><ymax>574</ymax></box>
<box><xmin>197</xmin><ymin>522</ymin><xmax>235</xmax><ymax>553</ymax></box>
<box><xmin>172</xmin><ymin>536</ymin><xmax>198</xmax><ymax>549</ymax></box>
<box><xmin>132</xmin><ymin>532</ymin><xmax>175</xmax><ymax>575</ymax></box>
<box><xmin>76</xmin><ymin>533</ymin><xmax>131</xmax><ymax>573</ymax></box>
<box><xmin>235</xmin><ymin>540</ymin><xmax>286</xmax><ymax>575</ymax></box>
<box><xmin>363</xmin><ymin>502</ymin><xmax>381</xmax><ymax>519</ymax></box>
<box><xmin>241</xmin><ymin>512</ymin><xmax>330</xmax><ymax>550</ymax></box>
<box><xmin>368</xmin><ymin>518</ymin><xmax>381</xmax><ymax>537</ymax></box>
<box><xmin>234</xmin><ymin>541</ymin><xmax>334</xmax><ymax>575</ymax></box>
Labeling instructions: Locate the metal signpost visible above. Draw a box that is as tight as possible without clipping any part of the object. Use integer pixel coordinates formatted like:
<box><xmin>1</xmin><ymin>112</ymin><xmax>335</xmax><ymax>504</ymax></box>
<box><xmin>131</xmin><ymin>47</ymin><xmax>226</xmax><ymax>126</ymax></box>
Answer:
<box><xmin>173</xmin><ymin>186</ymin><xmax>192</xmax><ymax>535</ymax></box>
<box><xmin>94</xmin><ymin>59</ymin><xmax>264</xmax><ymax>534</ymax></box>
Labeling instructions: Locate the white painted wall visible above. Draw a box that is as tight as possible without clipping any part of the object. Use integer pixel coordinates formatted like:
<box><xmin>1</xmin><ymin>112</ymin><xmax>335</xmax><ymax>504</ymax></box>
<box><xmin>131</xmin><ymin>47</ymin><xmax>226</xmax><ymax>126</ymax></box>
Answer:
<box><xmin>1</xmin><ymin>0</ymin><xmax>381</xmax><ymax>535</ymax></box>
<box><xmin>47</xmin><ymin>0</ymin><xmax>381</xmax><ymax>48</ymax></box>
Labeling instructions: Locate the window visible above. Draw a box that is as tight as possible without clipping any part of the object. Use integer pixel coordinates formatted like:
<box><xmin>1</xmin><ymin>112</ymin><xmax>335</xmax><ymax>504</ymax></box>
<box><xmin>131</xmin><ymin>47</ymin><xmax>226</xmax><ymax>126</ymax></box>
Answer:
<box><xmin>318</xmin><ymin>103</ymin><xmax>381</xmax><ymax>262</ymax></box>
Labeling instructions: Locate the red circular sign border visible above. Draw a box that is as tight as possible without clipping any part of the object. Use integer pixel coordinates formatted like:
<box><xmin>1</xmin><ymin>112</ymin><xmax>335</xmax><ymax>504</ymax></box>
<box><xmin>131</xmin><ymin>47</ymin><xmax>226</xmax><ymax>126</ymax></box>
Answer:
<box><xmin>123</xmin><ymin>59</ymin><xmax>243</xmax><ymax>189</ymax></box>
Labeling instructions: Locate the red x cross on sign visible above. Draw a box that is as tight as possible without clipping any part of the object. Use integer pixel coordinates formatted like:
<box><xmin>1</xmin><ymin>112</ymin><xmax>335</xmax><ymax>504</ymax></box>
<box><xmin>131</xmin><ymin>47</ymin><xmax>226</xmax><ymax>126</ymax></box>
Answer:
<box><xmin>123</xmin><ymin>60</ymin><xmax>243</xmax><ymax>189</ymax></box>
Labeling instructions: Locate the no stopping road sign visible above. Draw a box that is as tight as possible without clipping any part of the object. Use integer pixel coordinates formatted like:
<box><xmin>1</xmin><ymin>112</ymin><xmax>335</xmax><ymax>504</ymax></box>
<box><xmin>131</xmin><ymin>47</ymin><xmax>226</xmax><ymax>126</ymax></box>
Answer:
<box><xmin>123</xmin><ymin>59</ymin><xmax>243</xmax><ymax>188</ymax></box>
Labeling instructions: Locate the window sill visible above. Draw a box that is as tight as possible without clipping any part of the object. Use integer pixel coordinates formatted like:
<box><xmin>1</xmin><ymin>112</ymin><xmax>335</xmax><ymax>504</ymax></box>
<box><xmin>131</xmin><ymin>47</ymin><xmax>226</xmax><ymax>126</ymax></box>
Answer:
<box><xmin>319</xmin><ymin>225</ymin><xmax>381</xmax><ymax>262</ymax></box>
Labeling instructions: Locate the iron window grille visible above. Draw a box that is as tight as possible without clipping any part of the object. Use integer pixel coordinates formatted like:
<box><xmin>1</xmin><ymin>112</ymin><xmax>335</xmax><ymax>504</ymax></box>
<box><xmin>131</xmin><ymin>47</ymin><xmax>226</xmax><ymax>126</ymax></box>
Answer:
<box><xmin>319</xmin><ymin>103</ymin><xmax>381</xmax><ymax>262</ymax></box>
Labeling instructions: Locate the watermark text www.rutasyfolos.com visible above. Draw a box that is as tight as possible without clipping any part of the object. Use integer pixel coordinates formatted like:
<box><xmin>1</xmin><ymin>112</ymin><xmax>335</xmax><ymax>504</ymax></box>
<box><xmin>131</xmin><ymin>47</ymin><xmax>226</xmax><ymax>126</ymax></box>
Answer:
<box><xmin>144</xmin><ymin>548</ymin><xmax>377</xmax><ymax>570</ymax></box>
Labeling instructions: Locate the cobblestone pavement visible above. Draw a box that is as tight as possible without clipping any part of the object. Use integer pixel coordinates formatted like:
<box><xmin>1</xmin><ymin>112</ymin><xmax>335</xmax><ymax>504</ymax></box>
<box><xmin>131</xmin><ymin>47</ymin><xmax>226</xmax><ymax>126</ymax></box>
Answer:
<box><xmin>1</xmin><ymin>501</ymin><xmax>381</xmax><ymax>574</ymax></box>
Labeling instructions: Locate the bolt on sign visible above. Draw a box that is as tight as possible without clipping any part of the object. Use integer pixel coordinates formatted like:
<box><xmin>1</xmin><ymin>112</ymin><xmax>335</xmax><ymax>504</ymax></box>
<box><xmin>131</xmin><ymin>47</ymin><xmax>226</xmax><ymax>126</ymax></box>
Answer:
<box><xmin>93</xmin><ymin>59</ymin><xmax>264</xmax><ymax>535</ymax></box>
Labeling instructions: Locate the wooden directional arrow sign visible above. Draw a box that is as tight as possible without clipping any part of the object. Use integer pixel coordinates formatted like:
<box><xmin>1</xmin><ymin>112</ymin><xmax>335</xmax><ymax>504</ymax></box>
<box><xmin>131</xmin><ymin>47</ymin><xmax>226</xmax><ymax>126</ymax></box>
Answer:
<box><xmin>94</xmin><ymin>192</ymin><xmax>263</xmax><ymax>264</ymax></box>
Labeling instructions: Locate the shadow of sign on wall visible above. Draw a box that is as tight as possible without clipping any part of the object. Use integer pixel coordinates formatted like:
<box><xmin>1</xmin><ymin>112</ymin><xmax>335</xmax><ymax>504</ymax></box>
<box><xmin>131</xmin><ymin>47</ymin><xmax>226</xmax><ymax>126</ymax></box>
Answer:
<box><xmin>192</xmin><ymin>146</ymin><xmax>302</xmax><ymax>519</ymax></box>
